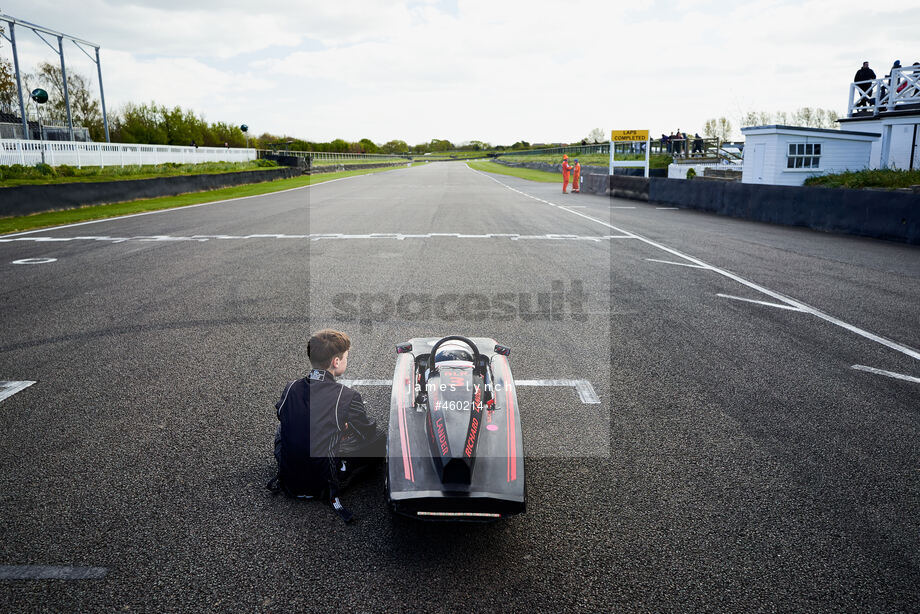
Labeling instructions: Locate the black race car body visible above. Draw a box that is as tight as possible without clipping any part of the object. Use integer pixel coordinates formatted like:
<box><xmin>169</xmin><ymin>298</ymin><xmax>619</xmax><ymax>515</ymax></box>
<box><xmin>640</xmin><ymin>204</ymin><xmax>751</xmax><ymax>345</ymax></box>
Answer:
<box><xmin>386</xmin><ymin>336</ymin><xmax>525</xmax><ymax>520</ymax></box>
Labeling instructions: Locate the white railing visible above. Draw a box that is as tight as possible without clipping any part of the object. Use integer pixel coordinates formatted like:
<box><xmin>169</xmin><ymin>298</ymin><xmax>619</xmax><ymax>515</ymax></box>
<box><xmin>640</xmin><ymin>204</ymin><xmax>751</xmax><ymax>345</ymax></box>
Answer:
<box><xmin>0</xmin><ymin>139</ymin><xmax>257</xmax><ymax>168</ymax></box>
<box><xmin>848</xmin><ymin>65</ymin><xmax>920</xmax><ymax>116</ymax></box>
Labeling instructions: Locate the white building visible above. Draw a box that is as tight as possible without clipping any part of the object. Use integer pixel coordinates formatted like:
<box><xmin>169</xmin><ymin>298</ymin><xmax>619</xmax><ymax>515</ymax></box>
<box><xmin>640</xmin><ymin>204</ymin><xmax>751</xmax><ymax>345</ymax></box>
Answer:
<box><xmin>741</xmin><ymin>62</ymin><xmax>920</xmax><ymax>185</ymax></box>
<box><xmin>740</xmin><ymin>125</ymin><xmax>878</xmax><ymax>186</ymax></box>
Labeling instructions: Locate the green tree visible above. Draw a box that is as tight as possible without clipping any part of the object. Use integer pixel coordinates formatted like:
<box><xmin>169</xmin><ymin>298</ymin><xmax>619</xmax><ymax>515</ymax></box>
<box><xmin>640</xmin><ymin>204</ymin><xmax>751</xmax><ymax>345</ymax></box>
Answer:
<box><xmin>26</xmin><ymin>61</ymin><xmax>104</xmax><ymax>138</ymax></box>
<box><xmin>429</xmin><ymin>138</ymin><xmax>453</xmax><ymax>152</ymax></box>
<box><xmin>703</xmin><ymin>117</ymin><xmax>733</xmax><ymax>141</ymax></box>
<box><xmin>357</xmin><ymin>138</ymin><xmax>379</xmax><ymax>153</ymax></box>
<box><xmin>0</xmin><ymin>27</ymin><xmax>18</xmax><ymax>113</ymax></box>
<box><xmin>381</xmin><ymin>139</ymin><xmax>409</xmax><ymax>154</ymax></box>
<box><xmin>739</xmin><ymin>107</ymin><xmax>839</xmax><ymax>130</ymax></box>
<box><xmin>113</xmin><ymin>102</ymin><xmax>167</xmax><ymax>144</ymax></box>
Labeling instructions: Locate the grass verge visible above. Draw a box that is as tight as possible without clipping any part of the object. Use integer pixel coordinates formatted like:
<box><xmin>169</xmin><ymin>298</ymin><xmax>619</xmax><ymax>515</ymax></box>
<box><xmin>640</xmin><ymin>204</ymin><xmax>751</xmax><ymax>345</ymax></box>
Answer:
<box><xmin>0</xmin><ymin>160</ymin><xmax>278</xmax><ymax>187</ymax></box>
<box><xmin>466</xmin><ymin>160</ymin><xmax>560</xmax><ymax>183</ymax></box>
<box><xmin>0</xmin><ymin>165</ymin><xmax>405</xmax><ymax>235</ymax></box>
<box><xmin>803</xmin><ymin>168</ymin><xmax>920</xmax><ymax>189</ymax></box>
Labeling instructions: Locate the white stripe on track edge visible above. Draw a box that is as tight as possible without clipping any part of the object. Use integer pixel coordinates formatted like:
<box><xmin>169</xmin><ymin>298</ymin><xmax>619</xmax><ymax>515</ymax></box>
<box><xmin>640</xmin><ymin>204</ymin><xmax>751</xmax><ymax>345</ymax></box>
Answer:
<box><xmin>717</xmin><ymin>293</ymin><xmax>807</xmax><ymax>312</ymax></box>
<box><xmin>468</xmin><ymin>167</ymin><xmax>920</xmax><ymax>363</ymax></box>
<box><xmin>646</xmin><ymin>258</ymin><xmax>711</xmax><ymax>270</ymax></box>
<box><xmin>851</xmin><ymin>365</ymin><xmax>920</xmax><ymax>384</ymax></box>
<box><xmin>0</xmin><ymin>168</ymin><xmax>400</xmax><ymax>238</ymax></box>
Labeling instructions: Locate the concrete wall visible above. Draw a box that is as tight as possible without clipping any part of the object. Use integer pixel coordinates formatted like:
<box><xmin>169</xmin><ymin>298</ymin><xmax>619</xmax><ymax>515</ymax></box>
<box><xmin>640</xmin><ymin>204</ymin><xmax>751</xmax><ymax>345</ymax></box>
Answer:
<box><xmin>580</xmin><ymin>174</ymin><xmax>609</xmax><ymax>195</ymax></box>
<box><xmin>607</xmin><ymin>175</ymin><xmax>920</xmax><ymax>244</ymax></box>
<box><xmin>0</xmin><ymin>167</ymin><xmax>300</xmax><ymax>218</ymax></box>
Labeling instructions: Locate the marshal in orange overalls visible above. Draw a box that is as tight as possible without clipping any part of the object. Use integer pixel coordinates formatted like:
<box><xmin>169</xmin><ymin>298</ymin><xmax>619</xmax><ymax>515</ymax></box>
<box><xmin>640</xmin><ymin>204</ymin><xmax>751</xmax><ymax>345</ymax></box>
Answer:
<box><xmin>572</xmin><ymin>160</ymin><xmax>581</xmax><ymax>193</ymax></box>
<box><xmin>562</xmin><ymin>155</ymin><xmax>571</xmax><ymax>193</ymax></box>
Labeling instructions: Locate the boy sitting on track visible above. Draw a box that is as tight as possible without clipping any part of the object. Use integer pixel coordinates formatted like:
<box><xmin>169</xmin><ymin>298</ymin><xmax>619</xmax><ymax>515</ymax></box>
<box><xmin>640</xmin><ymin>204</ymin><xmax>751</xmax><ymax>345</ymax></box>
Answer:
<box><xmin>270</xmin><ymin>329</ymin><xmax>385</xmax><ymax>521</ymax></box>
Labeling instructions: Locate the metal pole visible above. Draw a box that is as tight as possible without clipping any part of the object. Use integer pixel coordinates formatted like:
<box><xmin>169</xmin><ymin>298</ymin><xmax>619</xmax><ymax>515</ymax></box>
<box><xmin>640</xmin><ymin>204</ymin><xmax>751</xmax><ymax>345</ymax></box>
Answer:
<box><xmin>644</xmin><ymin>136</ymin><xmax>650</xmax><ymax>178</ymax></box>
<box><xmin>95</xmin><ymin>47</ymin><xmax>110</xmax><ymax>142</ymax></box>
<box><xmin>58</xmin><ymin>35</ymin><xmax>74</xmax><ymax>141</ymax></box>
<box><xmin>608</xmin><ymin>139</ymin><xmax>614</xmax><ymax>176</ymax></box>
<box><xmin>9</xmin><ymin>23</ymin><xmax>30</xmax><ymax>140</ymax></box>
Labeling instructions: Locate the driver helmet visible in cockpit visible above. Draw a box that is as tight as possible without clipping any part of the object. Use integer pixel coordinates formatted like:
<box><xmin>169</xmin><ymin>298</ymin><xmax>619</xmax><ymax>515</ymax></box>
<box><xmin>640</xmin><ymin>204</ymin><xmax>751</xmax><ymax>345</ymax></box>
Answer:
<box><xmin>434</xmin><ymin>341</ymin><xmax>473</xmax><ymax>364</ymax></box>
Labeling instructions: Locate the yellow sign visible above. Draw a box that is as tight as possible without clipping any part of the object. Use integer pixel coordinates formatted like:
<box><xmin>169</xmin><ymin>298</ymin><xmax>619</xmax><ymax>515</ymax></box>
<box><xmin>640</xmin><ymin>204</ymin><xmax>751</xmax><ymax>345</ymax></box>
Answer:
<box><xmin>610</xmin><ymin>130</ymin><xmax>649</xmax><ymax>142</ymax></box>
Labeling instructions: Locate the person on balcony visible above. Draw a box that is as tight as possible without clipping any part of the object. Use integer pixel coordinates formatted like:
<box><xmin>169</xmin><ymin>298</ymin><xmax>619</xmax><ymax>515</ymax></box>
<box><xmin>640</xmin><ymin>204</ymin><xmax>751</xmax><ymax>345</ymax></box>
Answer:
<box><xmin>854</xmin><ymin>61</ymin><xmax>876</xmax><ymax>107</ymax></box>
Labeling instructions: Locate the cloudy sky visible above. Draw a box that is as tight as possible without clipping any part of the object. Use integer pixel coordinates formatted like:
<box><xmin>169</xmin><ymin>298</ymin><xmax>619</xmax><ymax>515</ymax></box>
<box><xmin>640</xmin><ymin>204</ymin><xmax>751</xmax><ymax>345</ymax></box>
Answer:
<box><xmin>1</xmin><ymin>0</ymin><xmax>916</xmax><ymax>145</ymax></box>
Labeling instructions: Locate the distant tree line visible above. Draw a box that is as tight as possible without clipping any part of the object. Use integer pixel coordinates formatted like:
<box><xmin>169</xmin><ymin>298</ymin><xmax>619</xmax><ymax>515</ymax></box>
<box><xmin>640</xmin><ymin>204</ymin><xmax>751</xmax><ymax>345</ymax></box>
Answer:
<box><xmin>703</xmin><ymin>107</ymin><xmax>841</xmax><ymax>141</ymax></box>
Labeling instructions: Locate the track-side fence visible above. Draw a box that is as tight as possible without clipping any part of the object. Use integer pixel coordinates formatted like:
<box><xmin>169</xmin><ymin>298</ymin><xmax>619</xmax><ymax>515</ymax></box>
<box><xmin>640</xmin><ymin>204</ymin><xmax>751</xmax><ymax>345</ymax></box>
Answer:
<box><xmin>1</xmin><ymin>139</ymin><xmax>256</xmax><ymax>167</ymax></box>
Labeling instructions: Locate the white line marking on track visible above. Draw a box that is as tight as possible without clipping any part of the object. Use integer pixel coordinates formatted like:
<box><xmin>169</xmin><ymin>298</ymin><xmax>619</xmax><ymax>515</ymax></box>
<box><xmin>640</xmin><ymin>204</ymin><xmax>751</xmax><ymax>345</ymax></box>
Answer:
<box><xmin>1</xmin><ymin>233</ymin><xmax>627</xmax><ymax>244</ymax></box>
<box><xmin>717</xmin><ymin>293</ymin><xmax>807</xmax><ymax>312</ymax></box>
<box><xmin>646</xmin><ymin>258</ymin><xmax>710</xmax><ymax>269</ymax></box>
<box><xmin>851</xmin><ymin>365</ymin><xmax>920</xmax><ymax>384</ymax></box>
<box><xmin>340</xmin><ymin>378</ymin><xmax>601</xmax><ymax>404</ymax></box>
<box><xmin>469</xmin><ymin>167</ymin><xmax>920</xmax><ymax>363</ymax></box>
<box><xmin>11</xmin><ymin>258</ymin><xmax>56</xmax><ymax>264</ymax></box>
<box><xmin>610</xmin><ymin>206</ymin><xmax>636</xmax><ymax>209</ymax></box>
<box><xmin>339</xmin><ymin>379</ymin><xmax>391</xmax><ymax>386</ymax></box>
<box><xmin>0</xmin><ymin>381</ymin><xmax>36</xmax><ymax>402</ymax></box>
<box><xmin>514</xmin><ymin>379</ymin><xmax>601</xmax><ymax>404</ymax></box>
<box><xmin>0</xmin><ymin>565</ymin><xmax>107</xmax><ymax>580</ymax></box>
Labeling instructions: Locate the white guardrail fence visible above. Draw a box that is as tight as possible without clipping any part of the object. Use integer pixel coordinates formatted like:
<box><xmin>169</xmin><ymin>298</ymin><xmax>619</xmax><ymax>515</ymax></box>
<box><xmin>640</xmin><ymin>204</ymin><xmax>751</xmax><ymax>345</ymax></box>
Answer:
<box><xmin>1</xmin><ymin>139</ymin><xmax>257</xmax><ymax>167</ymax></box>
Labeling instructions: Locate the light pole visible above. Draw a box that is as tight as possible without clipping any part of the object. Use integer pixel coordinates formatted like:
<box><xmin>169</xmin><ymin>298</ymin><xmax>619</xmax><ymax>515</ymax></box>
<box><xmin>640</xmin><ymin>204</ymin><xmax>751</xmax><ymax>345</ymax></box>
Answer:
<box><xmin>30</xmin><ymin>88</ymin><xmax>48</xmax><ymax>163</ymax></box>
<box><xmin>240</xmin><ymin>124</ymin><xmax>249</xmax><ymax>148</ymax></box>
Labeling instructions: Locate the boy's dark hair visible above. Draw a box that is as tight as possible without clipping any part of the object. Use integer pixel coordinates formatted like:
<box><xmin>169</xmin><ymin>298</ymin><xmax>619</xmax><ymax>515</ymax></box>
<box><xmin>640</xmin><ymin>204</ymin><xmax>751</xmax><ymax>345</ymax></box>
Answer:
<box><xmin>308</xmin><ymin>329</ymin><xmax>351</xmax><ymax>369</ymax></box>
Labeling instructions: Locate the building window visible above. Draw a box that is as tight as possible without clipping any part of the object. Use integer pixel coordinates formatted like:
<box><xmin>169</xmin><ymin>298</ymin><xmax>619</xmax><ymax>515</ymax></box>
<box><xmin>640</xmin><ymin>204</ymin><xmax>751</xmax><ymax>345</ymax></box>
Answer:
<box><xmin>787</xmin><ymin>143</ymin><xmax>821</xmax><ymax>169</ymax></box>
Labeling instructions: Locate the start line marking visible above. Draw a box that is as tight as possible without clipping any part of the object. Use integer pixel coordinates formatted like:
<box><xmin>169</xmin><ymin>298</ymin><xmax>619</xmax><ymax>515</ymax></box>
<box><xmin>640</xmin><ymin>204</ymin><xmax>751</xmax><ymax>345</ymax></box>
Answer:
<box><xmin>0</xmin><ymin>565</ymin><xmax>107</xmax><ymax>580</ymax></box>
<box><xmin>0</xmin><ymin>381</ymin><xmax>35</xmax><ymax>403</ymax></box>
<box><xmin>340</xmin><ymin>378</ymin><xmax>600</xmax><ymax>404</ymax></box>
<box><xmin>0</xmin><ymin>233</ymin><xmax>633</xmax><ymax>244</ymax></box>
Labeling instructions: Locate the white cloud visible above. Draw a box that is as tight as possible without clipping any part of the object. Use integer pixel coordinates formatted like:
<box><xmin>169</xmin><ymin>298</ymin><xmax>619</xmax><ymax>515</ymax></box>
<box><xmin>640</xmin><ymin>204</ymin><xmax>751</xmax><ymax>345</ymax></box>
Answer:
<box><xmin>2</xmin><ymin>0</ymin><xmax>917</xmax><ymax>143</ymax></box>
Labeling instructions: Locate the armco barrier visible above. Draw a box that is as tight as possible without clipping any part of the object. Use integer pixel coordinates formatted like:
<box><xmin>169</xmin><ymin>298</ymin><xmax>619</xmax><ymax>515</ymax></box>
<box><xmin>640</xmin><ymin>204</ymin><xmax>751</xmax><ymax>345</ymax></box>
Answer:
<box><xmin>606</xmin><ymin>175</ymin><xmax>920</xmax><ymax>245</ymax></box>
<box><xmin>0</xmin><ymin>167</ymin><xmax>300</xmax><ymax>218</ymax></box>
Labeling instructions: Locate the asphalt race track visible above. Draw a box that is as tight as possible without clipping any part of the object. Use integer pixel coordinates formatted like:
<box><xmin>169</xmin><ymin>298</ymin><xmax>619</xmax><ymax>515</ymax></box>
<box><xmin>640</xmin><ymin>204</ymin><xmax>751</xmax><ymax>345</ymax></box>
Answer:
<box><xmin>1</xmin><ymin>162</ymin><xmax>919</xmax><ymax>612</ymax></box>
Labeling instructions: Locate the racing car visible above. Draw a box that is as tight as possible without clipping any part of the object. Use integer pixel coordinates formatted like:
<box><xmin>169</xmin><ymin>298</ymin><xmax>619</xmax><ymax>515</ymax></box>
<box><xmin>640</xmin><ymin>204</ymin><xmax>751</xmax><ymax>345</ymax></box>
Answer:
<box><xmin>386</xmin><ymin>336</ymin><xmax>525</xmax><ymax>520</ymax></box>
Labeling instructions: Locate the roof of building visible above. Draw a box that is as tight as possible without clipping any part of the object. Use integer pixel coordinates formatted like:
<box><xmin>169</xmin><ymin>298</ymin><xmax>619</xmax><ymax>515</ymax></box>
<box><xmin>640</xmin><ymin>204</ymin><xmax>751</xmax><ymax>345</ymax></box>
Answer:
<box><xmin>741</xmin><ymin>124</ymin><xmax>880</xmax><ymax>138</ymax></box>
